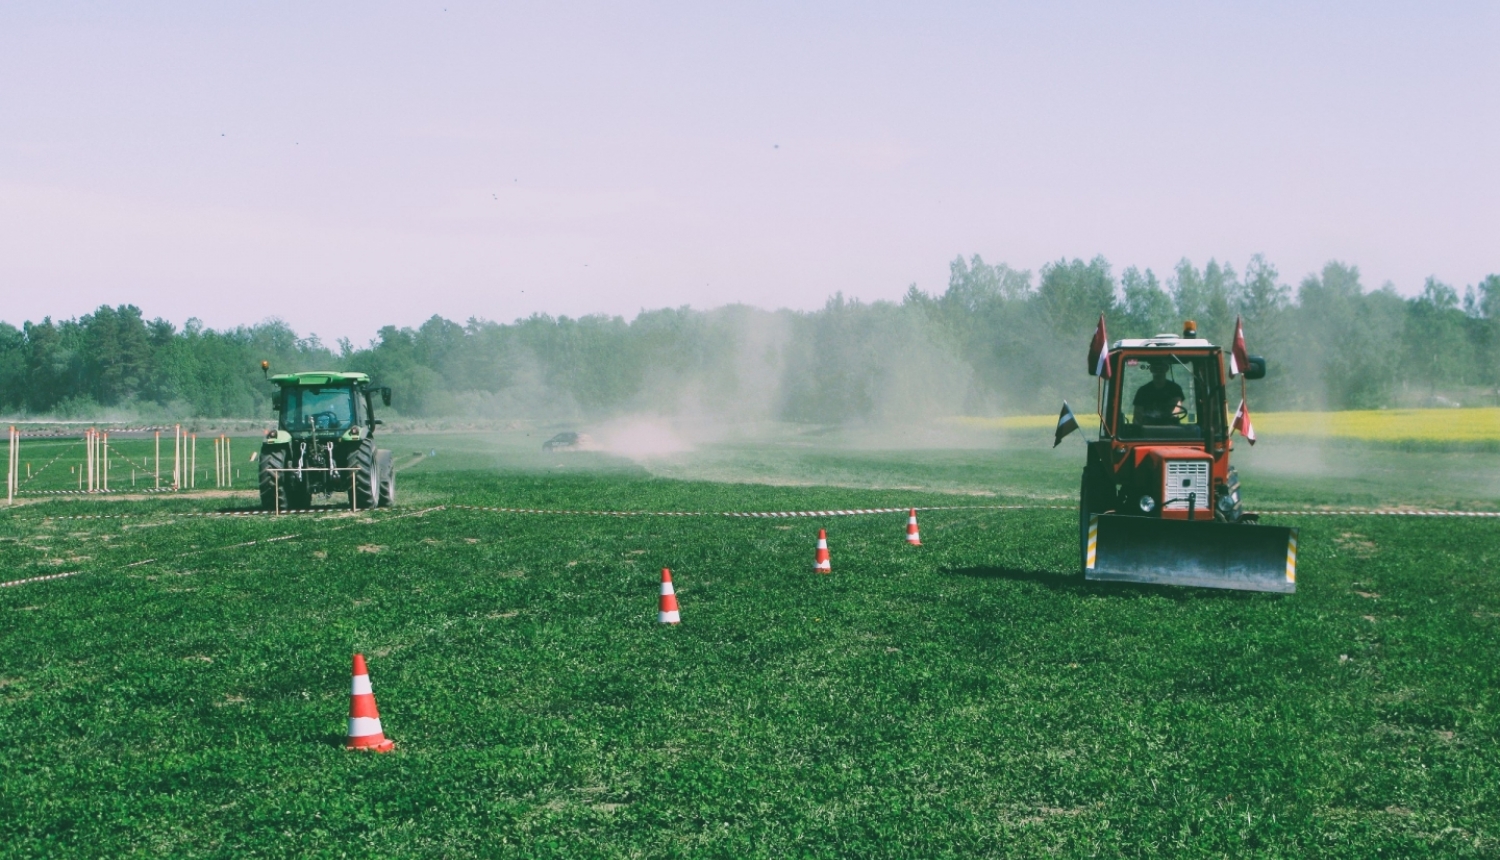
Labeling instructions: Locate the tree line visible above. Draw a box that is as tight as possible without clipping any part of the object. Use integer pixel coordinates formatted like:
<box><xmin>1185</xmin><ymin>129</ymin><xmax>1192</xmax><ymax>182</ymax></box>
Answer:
<box><xmin>2</xmin><ymin>255</ymin><xmax>1497</xmax><ymax>423</ymax></box>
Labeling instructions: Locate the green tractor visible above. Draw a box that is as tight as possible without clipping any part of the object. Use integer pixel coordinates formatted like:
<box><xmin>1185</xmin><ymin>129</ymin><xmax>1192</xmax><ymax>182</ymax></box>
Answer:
<box><xmin>259</xmin><ymin>371</ymin><xmax>395</xmax><ymax>511</ymax></box>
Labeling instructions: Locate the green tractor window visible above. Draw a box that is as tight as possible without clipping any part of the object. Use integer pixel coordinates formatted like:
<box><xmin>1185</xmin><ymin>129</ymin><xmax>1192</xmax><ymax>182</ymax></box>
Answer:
<box><xmin>282</xmin><ymin>386</ymin><xmax>356</xmax><ymax>432</ymax></box>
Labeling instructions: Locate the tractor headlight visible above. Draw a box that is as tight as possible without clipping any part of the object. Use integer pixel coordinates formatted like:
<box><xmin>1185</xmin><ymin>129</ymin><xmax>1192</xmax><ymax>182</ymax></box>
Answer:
<box><xmin>1217</xmin><ymin>493</ymin><xmax>1236</xmax><ymax>512</ymax></box>
<box><xmin>1138</xmin><ymin>495</ymin><xmax>1157</xmax><ymax>513</ymax></box>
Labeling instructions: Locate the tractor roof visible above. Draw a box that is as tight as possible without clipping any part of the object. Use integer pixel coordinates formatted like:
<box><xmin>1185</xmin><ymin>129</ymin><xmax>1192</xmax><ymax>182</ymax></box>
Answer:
<box><xmin>1113</xmin><ymin>334</ymin><xmax>1217</xmax><ymax>350</ymax></box>
<box><xmin>269</xmin><ymin>371</ymin><xmax>370</xmax><ymax>386</ymax></box>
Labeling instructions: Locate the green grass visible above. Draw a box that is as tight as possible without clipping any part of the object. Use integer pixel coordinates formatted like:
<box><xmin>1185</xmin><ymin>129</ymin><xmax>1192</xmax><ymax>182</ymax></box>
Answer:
<box><xmin>1</xmin><ymin>430</ymin><xmax>1497</xmax><ymax>857</ymax></box>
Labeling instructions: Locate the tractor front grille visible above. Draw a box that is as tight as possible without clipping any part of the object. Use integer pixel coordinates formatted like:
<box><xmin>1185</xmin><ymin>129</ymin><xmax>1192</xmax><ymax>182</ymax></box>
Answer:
<box><xmin>1164</xmin><ymin>460</ymin><xmax>1211</xmax><ymax>509</ymax></box>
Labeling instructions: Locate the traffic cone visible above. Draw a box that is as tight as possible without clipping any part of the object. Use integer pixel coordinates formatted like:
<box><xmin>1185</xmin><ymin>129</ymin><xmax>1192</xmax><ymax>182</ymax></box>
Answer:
<box><xmin>658</xmin><ymin>568</ymin><xmax>680</xmax><ymax>624</ymax></box>
<box><xmin>905</xmin><ymin>509</ymin><xmax>922</xmax><ymax>546</ymax></box>
<box><xmin>346</xmin><ymin>653</ymin><xmax>395</xmax><ymax>752</ymax></box>
<box><xmin>813</xmin><ymin>529</ymin><xmax>831</xmax><ymax>574</ymax></box>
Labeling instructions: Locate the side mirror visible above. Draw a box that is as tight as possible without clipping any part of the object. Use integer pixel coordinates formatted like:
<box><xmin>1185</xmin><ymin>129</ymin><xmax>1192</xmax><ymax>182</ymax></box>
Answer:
<box><xmin>1244</xmin><ymin>355</ymin><xmax>1267</xmax><ymax>380</ymax></box>
<box><xmin>380</xmin><ymin>387</ymin><xmax>392</xmax><ymax>407</ymax></box>
<box><xmin>271</xmin><ymin>391</ymin><xmax>284</xmax><ymax>411</ymax></box>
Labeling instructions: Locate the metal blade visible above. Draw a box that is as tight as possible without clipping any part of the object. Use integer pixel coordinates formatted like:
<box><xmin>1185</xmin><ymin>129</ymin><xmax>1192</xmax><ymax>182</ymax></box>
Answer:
<box><xmin>1085</xmin><ymin>514</ymin><xmax>1297</xmax><ymax>593</ymax></box>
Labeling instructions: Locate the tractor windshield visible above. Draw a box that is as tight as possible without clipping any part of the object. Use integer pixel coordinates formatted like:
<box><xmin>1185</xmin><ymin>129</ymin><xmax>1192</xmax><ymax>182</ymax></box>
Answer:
<box><xmin>1111</xmin><ymin>355</ymin><xmax>1216</xmax><ymax>441</ymax></box>
<box><xmin>282</xmin><ymin>385</ymin><xmax>356</xmax><ymax>432</ymax></box>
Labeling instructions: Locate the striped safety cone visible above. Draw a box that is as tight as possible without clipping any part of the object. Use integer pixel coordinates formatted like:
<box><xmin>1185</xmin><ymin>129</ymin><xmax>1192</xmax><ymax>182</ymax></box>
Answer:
<box><xmin>905</xmin><ymin>509</ymin><xmax>922</xmax><ymax>546</ymax></box>
<box><xmin>813</xmin><ymin>529</ymin><xmax>831</xmax><ymax>574</ymax></box>
<box><xmin>658</xmin><ymin>568</ymin><xmax>681</xmax><ymax>624</ymax></box>
<box><xmin>346</xmin><ymin>653</ymin><xmax>396</xmax><ymax>752</ymax></box>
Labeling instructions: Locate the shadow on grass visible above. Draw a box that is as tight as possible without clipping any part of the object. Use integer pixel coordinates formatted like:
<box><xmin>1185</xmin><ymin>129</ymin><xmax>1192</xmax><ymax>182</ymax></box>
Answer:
<box><xmin>945</xmin><ymin>565</ymin><xmax>1269</xmax><ymax>602</ymax></box>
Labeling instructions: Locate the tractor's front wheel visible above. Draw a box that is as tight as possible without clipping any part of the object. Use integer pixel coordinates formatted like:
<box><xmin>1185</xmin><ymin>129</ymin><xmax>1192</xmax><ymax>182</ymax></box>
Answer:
<box><xmin>1079</xmin><ymin>466</ymin><xmax>1112</xmax><ymax>573</ymax></box>
<box><xmin>347</xmin><ymin>439</ymin><xmax>379</xmax><ymax>510</ymax></box>
<box><xmin>377</xmin><ymin>449</ymin><xmax>395</xmax><ymax>507</ymax></box>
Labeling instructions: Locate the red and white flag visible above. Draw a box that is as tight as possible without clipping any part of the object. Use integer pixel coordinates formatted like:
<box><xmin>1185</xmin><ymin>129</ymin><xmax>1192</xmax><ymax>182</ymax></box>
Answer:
<box><xmin>1087</xmin><ymin>314</ymin><xmax>1111</xmax><ymax>378</ymax></box>
<box><xmin>1233</xmin><ymin>398</ymin><xmax>1256</xmax><ymax>445</ymax></box>
<box><xmin>1228</xmin><ymin>316</ymin><xmax>1250</xmax><ymax>377</ymax></box>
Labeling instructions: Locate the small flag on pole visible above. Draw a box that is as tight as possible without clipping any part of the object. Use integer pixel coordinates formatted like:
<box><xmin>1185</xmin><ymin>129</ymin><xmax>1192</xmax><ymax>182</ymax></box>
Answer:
<box><xmin>1228</xmin><ymin>316</ymin><xmax>1250</xmax><ymax>377</ymax></box>
<box><xmin>1233</xmin><ymin>398</ymin><xmax>1256</xmax><ymax>445</ymax></box>
<box><xmin>1054</xmin><ymin>401</ymin><xmax>1081</xmax><ymax>447</ymax></box>
<box><xmin>1087</xmin><ymin>315</ymin><xmax>1111</xmax><ymax>378</ymax></box>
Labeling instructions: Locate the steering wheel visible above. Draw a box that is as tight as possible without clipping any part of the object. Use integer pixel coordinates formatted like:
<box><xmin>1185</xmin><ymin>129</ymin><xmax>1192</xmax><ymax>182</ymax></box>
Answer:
<box><xmin>1170</xmin><ymin>402</ymin><xmax>1188</xmax><ymax>421</ymax></box>
<box><xmin>310</xmin><ymin>411</ymin><xmax>340</xmax><ymax>430</ymax></box>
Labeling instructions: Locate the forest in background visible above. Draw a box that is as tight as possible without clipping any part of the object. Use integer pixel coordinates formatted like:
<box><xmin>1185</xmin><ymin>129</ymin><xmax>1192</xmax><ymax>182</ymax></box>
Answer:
<box><xmin>2</xmin><ymin>255</ymin><xmax>1497</xmax><ymax>424</ymax></box>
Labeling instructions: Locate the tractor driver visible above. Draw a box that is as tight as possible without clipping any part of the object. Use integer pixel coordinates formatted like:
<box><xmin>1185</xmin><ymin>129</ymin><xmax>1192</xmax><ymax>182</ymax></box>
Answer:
<box><xmin>1133</xmin><ymin>359</ymin><xmax>1186</xmax><ymax>423</ymax></box>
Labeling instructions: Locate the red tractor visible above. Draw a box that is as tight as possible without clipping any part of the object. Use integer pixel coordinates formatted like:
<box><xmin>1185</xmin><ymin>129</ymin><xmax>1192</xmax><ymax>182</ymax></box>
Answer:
<box><xmin>1079</xmin><ymin>322</ymin><xmax>1298</xmax><ymax>592</ymax></box>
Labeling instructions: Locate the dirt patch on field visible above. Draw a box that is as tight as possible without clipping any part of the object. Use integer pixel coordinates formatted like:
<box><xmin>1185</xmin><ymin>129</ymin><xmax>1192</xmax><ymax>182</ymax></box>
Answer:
<box><xmin>1335</xmin><ymin>532</ymin><xmax>1378</xmax><ymax>558</ymax></box>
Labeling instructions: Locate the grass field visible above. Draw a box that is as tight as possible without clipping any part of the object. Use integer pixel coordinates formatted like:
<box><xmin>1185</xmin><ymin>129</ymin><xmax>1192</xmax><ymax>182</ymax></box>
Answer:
<box><xmin>2</xmin><ymin>426</ymin><xmax>1498</xmax><ymax>857</ymax></box>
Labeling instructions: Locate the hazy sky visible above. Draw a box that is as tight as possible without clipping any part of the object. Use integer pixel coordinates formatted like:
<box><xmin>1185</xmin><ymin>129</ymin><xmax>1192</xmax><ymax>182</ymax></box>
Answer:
<box><xmin>2</xmin><ymin>2</ymin><xmax>1496</xmax><ymax>343</ymax></box>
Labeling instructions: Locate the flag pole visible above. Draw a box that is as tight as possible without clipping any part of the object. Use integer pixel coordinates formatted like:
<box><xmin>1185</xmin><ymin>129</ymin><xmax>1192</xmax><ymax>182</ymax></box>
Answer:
<box><xmin>1096</xmin><ymin>375</ymin><xmax>1104</xmax><ymax>436</ymax></box>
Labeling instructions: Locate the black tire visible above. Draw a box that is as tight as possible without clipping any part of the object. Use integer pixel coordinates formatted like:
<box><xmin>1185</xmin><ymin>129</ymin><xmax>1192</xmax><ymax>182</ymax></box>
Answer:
<box><xmin>258</xmin><ymin>446</ymin><xmax>290</xmax><ymax>512</ymax></box>
<box><xmin>1078</xmin><ymin>467</ymin><xmax>1112</xmax><ymax>573</ymax></box>
<box><xmin>347</xmin><ymin>438</ymin><xmax>378</xmax><ymax>510</ymax></box>
<box><xmin>377</xmin><ymin>449</ymin><xmax>395</xmax><ymax>507</ymax></box>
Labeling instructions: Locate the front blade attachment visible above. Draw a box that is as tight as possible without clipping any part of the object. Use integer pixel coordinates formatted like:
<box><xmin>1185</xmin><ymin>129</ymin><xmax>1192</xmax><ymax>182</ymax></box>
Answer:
<box><xmin>1085</xmin><ymin>514</ymin><xmax>1297</xmax><ymax>593</ymax></box>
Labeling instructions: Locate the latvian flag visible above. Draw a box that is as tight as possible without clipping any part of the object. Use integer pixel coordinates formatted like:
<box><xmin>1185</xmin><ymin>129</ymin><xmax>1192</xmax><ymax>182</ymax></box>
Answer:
<box><xmin>1228</xmin><ymin>316</ymin><xmax>1250</xmax><ymax>377</ymax></box>
<box><xmin>1233</xmin><ymin>398</ymin><xmax>1257</xmax><ymax>445</ymax></box>
<box><xmin>1087</xmin><ymin>314</ymin><xmax>1111</xmax><ymax>378</ymax></box>
<box><xmin>1054</xmin><ymin>401</ymin><xmax>1081</xmax><ymax>448</ymax></box>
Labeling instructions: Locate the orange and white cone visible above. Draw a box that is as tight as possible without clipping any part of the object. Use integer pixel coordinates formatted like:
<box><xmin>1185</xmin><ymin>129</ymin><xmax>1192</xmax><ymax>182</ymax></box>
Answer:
<box><xmin>346</xmin><ymin>653</ymin><xmax>395</xmax><ymax>752</ymax></box>
<box><xmin>905</xmin><ymin>509</ymin><xmax>922</xmax><ymax>546</ymax></box>
<box><xmin>813</xmin><ymin>529</ymin><xmax>831</xmax><ymax>574</ymax></box>
<box><xmin>658</xmin><ymin>568</ymin><xmax>680</xmax><ymax>624</ymax></box>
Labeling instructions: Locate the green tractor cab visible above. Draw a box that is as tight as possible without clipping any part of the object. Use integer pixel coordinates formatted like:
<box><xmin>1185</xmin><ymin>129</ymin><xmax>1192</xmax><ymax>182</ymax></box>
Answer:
<box><xmin>259</xmin><ymin>371</ymin><xmax>394</xmax><ymax>511</ymax></box>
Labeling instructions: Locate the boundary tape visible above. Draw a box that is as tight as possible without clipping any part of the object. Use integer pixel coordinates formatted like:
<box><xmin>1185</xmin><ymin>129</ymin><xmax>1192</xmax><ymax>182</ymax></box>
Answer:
<box><xmin>0</xmin><ymin>570</ymin><xmax>83</xmax><ymax>588</ymax></box>
<box><xmin>12</xmin><ymin>503</ymin><xmax>1500</xmax><ymax>524</ymax></box>
<box><xmin>34</xmin><ymin>507</ymin><xmax>391</xmax><ymax>522</ymax></box>
<box><xmin>445</xmin><ymin>503</ymin><xmax>1072</xmax><ymax>518</ymax></box>
<box><xmin>18</xmin><ymin>488</ymin><xmax>176</xmax><ymax>497</ymax></box>
<box><xmin>1257</xmin><ymin>509</ymin><xmax>1500</xmax><ymax>518</ymax></box>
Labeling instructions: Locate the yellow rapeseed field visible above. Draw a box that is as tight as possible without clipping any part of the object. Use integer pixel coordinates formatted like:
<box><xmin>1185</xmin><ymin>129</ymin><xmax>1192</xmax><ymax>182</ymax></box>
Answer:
<box><xmin>955</xmin><ymin>408</ymin><xmax>1500</xmax><ymax>442</ymax></box>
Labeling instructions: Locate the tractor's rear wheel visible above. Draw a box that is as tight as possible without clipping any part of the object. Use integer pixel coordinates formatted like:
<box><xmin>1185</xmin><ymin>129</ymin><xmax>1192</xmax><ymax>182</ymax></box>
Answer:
<box><xmin>347</xmin><ymin>439</ymin><xmax>379</xmax><ymax>510</ymax></box>
<box><xmin>377</xmin><ymin>449</ymin><xmax>394</xmax><ymax>507</ymax></box>
<box><xmin>258</xmin><ymin>446</ymin><xmax>290</xmax><ymax>512</ymax></box>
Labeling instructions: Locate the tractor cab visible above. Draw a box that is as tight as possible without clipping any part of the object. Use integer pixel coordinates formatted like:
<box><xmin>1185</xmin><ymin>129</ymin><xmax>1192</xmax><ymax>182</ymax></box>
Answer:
<box><xmin>1090</xmin><ymin>331</ymin><xmax>1267</xmax><ymax>523</ymax></box>
<box><xmin>280</xmin><ymin>383</ymin><xmax>358</xmax><ymax>433</ymax></box>
<box><xmin>1107</xmin><ymin>346</ymin><xmax>1219</xmax><ymax>442</ymax></box>
<box><xmin>271</xmin><ymin>372</ymin><xmax>389</xmax><ymax>440</ymax></box>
